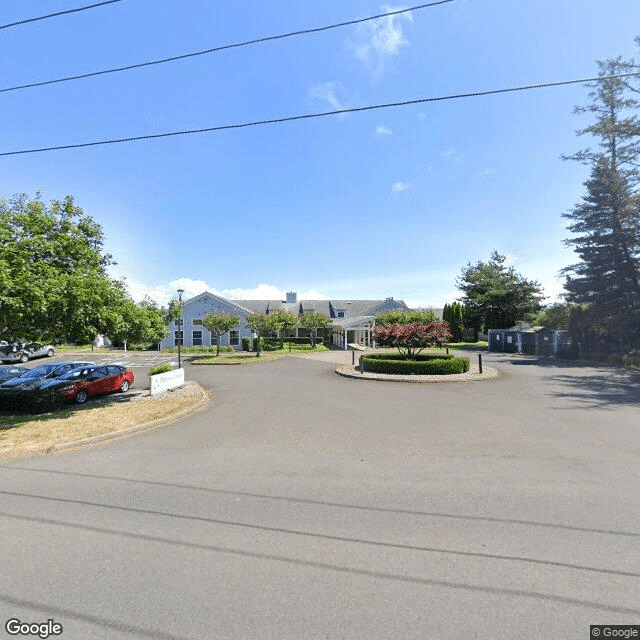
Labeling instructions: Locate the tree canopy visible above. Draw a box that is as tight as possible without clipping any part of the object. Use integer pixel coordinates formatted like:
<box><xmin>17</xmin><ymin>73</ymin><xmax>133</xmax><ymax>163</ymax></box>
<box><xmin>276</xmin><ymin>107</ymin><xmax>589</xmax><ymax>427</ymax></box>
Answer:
<box><xmin>456</xmin><ymin>250</ymin><xmax>544</xmax><ymax>332</ymax></box>
<box><xmin>376</xmin><ymin>309</ymin><xmax>438</xmax><ymax>325</ymax></box>
<box><xmin>203</xmin><ymin>313</ymin><xmax>240</xmax><ymax>355</ymax></box>
<box><xmin>374</xmin><ymin>321</ymin><xmax>452</xmax><ymax>359</ymax></box>
<box><xmin>0</xmin><ymin>193</ymin><xmax>166</xmax><ymax>345</ymax></box>
<box><xmin>298</xmin><ymin>312</ymin><xmax>330</xmax><ymax>346</ymax></box>
<box><xmin>561</xmin><ymin>56</ymin><xmax>640</xmax><ymax>350</ymax></box>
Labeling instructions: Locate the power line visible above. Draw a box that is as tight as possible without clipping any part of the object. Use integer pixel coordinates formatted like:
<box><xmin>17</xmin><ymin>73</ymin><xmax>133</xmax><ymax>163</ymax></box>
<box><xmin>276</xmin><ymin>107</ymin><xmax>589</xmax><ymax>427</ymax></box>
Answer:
<box><xmin>3</xmin><ymin>72</ymin><xmax>639</xmax><ymax>158</ymax></box>
<box><xmin>0</xmin><ymin>1</ymin><xmax>123</xmax><ymax>30</ymax></box>
<box><xmin>0</xmin><ymin>0</ymin><xmax>453</xmax><ymax>94</ymax></box>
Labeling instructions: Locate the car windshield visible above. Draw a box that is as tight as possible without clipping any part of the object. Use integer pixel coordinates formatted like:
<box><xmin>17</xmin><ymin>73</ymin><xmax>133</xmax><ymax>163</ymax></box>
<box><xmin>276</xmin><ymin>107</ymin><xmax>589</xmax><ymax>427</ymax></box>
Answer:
<box><xmin>58</xmin><ymin>367</ymin><xmax>94</xmax><ymax>381</ymax></box>
<box><xmin>18</xmin><ymin>365</ymin><xmax>59</xmax><ymax>379</ymax></box>
<box><xmin>0</xmin><ymin>366</ymin><xmax>24</xmax><ymax>374</ymax></box>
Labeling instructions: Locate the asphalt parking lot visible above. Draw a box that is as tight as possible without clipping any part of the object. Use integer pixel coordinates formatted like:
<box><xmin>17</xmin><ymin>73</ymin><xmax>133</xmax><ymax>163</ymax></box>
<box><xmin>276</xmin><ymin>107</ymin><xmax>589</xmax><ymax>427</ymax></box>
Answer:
<box><xmin>0</xmin><ymin>351</ymin><xmax>638</xmax><ymax>639</ymax></box>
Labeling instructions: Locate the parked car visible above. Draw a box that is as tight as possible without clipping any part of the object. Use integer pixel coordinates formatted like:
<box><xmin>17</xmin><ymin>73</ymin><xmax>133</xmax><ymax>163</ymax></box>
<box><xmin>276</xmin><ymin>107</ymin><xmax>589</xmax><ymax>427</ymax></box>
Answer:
<box><xmin>0</xmin><ymin>342</ymin><xmax>55</xmax><ymax>363</ymax></box>
<box><xmin>0</xmin><ymin>365</ymin><xmax>28</xmax><ymax>384</ymax></box>
<box><xmin>38</xmin><ymin>365</ymin><xmax>134</xmax><ymax>404</ymax></box>
<box><xmin>0</xmin><ymin>362</ymin><xmax>95</xmax><ymax>410</ymax></box>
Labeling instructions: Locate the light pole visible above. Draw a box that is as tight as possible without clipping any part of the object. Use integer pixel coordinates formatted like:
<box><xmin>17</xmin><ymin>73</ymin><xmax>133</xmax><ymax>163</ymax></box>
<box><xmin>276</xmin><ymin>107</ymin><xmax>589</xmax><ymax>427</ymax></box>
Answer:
<box><xmin>177</xmin><ymin>289</ymin><xmax>184</xmax><ymax>369</ymax></box>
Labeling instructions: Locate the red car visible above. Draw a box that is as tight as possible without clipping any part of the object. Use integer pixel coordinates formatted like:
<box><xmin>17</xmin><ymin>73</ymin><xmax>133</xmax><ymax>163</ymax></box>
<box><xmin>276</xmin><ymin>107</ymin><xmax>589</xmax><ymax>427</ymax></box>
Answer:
<box><xmin>40</xmin><ymin>364</ymin><xmax>134</xmax><ymax>404</ymax></box>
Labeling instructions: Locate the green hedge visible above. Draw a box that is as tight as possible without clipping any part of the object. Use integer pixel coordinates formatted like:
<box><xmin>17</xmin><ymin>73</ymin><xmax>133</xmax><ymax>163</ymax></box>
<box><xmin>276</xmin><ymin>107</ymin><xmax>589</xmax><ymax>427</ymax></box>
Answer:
<box><xmin>365</xmin><ymin>353</ymin><xmax>454</xmax><ymax>362</ymax></box>
<box><xmin>362</xmin><ymin>354</ymin><xmax>470</xmax><ymax>375</ymax></box>
<box><xmin>148</xmin><ymin>363</ymin><xmax>174</xmax><ymax>376</ymax></box>
<box><xmin>242</xmin><ymin>337</ymin><xmax>251</xmax><ymax>351</ymax></box>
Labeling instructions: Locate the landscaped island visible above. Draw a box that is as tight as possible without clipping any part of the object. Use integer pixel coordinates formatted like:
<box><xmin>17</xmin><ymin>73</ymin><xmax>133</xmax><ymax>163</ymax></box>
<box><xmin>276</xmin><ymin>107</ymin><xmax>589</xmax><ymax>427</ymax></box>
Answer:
<box><xmin>365</xmin><ymin>311</ymin><xmax>470</xmax><ymax>375</ymax></box>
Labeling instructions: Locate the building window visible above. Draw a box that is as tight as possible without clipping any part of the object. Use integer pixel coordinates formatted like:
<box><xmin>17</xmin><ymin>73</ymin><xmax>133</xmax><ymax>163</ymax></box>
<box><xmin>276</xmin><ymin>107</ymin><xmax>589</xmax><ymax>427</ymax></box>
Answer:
<box><xmin>174</xmin><ymin>331</ymin><xmax>183</xmax><ymax>346</ymax></box>
<box><xmin>174</xmin><ymin>318</ymin><xmax>184</xmax><ymax>327</ymax></box>
<box><xmin>193</xmin><ymin>330</ymin><xmax>203</xmax><ymax>346</ymax></box>
<box><xmin>193</xmin><ymin>318</ymin><xmax>203</xmax><ymax>326</ymax></box>
<box><xmin>229</xmin><ymin>330</ymin><xmax>239</xmax><ymax>346</ymax></box>
<box><xmin>210</xmin><ymin>332</ymin><xmax>219</xmax><ymax>345</ymax></box>
<box><xmin>337</xmin><ymin>311</ymin><xmax>345</xmax><ymax>318</ymax></box>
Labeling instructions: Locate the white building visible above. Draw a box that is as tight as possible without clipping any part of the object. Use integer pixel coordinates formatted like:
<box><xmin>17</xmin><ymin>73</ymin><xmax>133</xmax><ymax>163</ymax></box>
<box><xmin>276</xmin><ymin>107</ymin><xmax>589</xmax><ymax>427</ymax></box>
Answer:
<box><xmin>160</xmin><ymin>291</ymin><xmax>415</xmax><ymax>350</ymax></box>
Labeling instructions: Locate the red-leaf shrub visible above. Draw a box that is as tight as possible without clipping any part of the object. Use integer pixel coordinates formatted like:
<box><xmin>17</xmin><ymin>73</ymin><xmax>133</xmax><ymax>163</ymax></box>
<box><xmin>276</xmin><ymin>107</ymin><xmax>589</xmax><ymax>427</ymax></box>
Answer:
<box><xmin>374</xmin><ymin>321</ymin><xmax>452</xmax><ymax>359</ymax></box>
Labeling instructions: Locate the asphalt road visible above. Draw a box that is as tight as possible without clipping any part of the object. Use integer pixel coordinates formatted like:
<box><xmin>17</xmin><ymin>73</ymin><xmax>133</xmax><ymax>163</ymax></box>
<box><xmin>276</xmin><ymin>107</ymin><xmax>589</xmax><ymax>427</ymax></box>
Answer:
<box><xmin>0</xmin><ymin>352</ymin><xmax>638</xmax><ymax>639</ymax></box>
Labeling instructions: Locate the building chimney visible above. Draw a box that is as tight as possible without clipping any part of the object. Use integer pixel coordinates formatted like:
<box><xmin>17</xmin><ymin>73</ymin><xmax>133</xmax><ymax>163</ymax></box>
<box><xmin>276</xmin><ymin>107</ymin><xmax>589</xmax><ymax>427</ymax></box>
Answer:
<box><xmin>286</xmin><ymin>291</ymin><xmax>297</xmax><ymax>304</ymax></box>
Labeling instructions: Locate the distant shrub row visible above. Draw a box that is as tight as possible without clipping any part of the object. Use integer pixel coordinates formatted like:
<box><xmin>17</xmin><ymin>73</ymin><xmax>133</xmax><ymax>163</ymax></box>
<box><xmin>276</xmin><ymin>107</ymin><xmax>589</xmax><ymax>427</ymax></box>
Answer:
<box><xmin>362</xmin><ymin>353</ymin><xmax>470</xmax><ymax>375</ymax></box>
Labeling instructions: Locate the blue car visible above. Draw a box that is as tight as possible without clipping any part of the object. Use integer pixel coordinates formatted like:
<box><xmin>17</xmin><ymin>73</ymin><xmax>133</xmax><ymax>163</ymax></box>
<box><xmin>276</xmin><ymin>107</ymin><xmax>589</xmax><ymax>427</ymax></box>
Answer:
<box><xmin>0</xmin><ymin>362</ymin><xmax>95</xmax><ymax>411</ymax></box>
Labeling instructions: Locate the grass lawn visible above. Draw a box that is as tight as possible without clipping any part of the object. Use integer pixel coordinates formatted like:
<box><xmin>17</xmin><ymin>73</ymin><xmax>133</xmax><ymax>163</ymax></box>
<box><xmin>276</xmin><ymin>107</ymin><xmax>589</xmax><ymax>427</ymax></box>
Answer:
<box><xmin>0</xmin><ymin>390</ymin><xmax>201</xmax><ymax>461</ymax></box>
<box><xmin>192</xmin><ymin>343</ymin><xmax>330</xmax><ymax>364</ymax></box>
<box><xmin>55</xmin><ymin>343</ymin><xmax>95</xmax><ymax>352</ymax></box>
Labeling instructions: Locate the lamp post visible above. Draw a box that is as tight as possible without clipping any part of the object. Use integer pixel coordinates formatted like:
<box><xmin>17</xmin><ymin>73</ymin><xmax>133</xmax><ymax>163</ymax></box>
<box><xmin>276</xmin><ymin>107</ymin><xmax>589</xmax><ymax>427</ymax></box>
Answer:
<box><xmin>177</xmin><ymin>289</ymin><xmax>184</xmax><ymax>369</ymax></box>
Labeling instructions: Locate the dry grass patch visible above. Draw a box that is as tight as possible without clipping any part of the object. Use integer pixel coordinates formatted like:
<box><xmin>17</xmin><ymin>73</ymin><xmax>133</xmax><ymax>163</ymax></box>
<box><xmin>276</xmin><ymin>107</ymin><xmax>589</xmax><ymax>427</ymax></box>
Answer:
<box><xmin>0</xmin><ymin>395</ymin><xmax>200</xmax><ymax>461</ymax></box>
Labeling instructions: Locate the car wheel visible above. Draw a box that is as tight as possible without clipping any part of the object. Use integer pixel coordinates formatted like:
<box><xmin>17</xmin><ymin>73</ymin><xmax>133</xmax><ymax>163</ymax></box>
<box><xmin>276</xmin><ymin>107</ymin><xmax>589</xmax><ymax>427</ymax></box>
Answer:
<box><xmin>19</xmin><ymin>353</ymin><xmax>29</xmax><ymax>363</ymax></box>
<box><xmin>46</xmin><ymin>348</ymin><xmax>54</xmax><ymax>357</ymax></box>
<box><xmin>75</xmin><ymin>390</ymin><xmax>88</xmax><ymax>404</ymax></box>
<box><xmin>119</xmin><ymin>380</ymin><xmax>129</xmax><ymax>392</ymax></box>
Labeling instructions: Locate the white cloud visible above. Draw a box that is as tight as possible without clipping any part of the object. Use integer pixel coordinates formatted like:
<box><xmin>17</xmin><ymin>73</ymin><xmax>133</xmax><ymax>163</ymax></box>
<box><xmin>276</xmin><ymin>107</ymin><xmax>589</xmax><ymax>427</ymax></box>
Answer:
<box><xmin>375</xmin><ymin>124</ymin><xmax>393</xmax><ymax>136</ymax></box>
<box><xmin>442</xmin><ymin>147</ymin><xmax>463</xmax><ymax>163</ymax></box>
<box><xmin>122</xmin><ymin>278</ymin><xmax>327</xmax><ymax>305</ymax></box>
<box><xmin>391</xmin><ymin>180</ymin><xmax>412</xmax><ymax>193</ymax></box>
<box><xmin>308</xmin><ymin>81</ymin><xmax>349</xmax><ymax>114</ymax></box>
<box><xmin>352</xmin><ymin>5</ymin><xmax>413</xmax><ymax>75</ymax></box>
<box><xmin>477</xmin><ymin>167</ymin><xmax>495</xmax><ymax>177</ymax></box>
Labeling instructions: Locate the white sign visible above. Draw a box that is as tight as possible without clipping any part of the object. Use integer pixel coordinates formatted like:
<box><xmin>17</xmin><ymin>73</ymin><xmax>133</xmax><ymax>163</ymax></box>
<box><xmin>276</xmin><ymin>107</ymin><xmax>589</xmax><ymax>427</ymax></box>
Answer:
<box><xmin>150</xmin><ymin>368</ymin><xmax>185</xmax><ymax>396</ymax></box>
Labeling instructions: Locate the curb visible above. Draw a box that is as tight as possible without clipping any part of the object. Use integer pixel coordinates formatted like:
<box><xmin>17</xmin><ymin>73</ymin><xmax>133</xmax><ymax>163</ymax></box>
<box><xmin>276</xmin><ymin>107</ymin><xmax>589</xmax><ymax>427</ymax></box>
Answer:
<box><xmin>41</xmin><ymin>382</ymin><xmax>210</xmax><ymax>456</ymax></box>
<box><xmin>335</xmin><ymin>364</ymin><xmax>499</xmax><ymax>383</ymax></box>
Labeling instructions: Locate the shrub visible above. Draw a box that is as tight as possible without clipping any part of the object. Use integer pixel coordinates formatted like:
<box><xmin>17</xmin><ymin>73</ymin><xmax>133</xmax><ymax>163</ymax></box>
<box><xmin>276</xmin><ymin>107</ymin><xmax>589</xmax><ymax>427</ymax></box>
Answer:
<box><xmin>362</xmin><ymin>354</ymin><xmax>470</xmax><ymax>375</ymax></box>
<box><xmin>218</xmin><ymin>345</ymin><xmax>234</xmax><ymax>353</ymax></box>
<box><xmin>374</xmin><ymin>321</ymin><xmax>452</xmax><ymax>358</ymax></box>
<box><xmin>623</xmin><ymin>350</ymin><xmax>640</xmax><ymax>372</ymax></box>
<box><xmin>364</xmin><ymin>353</ymin><xmax>454</xmax><ymax>362</ymax></box>
<box><xmin>242</xmin><ymin>336</ymin><xmax>251</xmax><ymax>351</ymax></box>
<box><xmin>148</xmin><ymin>363</ymin><xmax>174</xmax><ymax>376</ymax></box>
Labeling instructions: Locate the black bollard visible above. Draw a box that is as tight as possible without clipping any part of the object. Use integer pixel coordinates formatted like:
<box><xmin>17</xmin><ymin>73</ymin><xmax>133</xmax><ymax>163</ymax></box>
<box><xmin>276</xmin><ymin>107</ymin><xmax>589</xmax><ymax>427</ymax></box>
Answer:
<box><xmin>478</xmin><ymin>353</ymin><xmax>483</xmax><ymax>373</ymax></box>
<box><xmin>352</xmin><ymin>350</ymin><xmax>355</xmax><ymax>365</ymax></box>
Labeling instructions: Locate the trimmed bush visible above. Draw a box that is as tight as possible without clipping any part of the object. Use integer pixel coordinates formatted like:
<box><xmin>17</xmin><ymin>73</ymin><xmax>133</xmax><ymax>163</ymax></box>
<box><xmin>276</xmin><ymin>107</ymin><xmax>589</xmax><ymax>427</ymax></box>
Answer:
<box><xmin>365</xmin><ymin>353</ymin><xmax>454</xmax><ymax>362</ymax></box>
<box><xmin>362</xmin><ymin>354</ymin><xmax>470</xmax><ymax>375</ymax></box>
<box><xmin>148</xmin><ymin>362</ymin><xmax>174</xmax><ymax>376</ymax></box>
<box><xmin>242</xmin><ymin>336</ymin><xmax>251</xmax><ymax>351</ymax></box>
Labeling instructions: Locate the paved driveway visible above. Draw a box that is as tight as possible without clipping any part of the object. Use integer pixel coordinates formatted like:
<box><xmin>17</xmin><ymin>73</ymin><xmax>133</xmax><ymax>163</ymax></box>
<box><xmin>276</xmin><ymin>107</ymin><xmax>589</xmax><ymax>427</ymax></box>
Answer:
<box><xmin>0</xmin><ymin>353</ymin><xmax>638</xmax><ymax>639</ymax></box>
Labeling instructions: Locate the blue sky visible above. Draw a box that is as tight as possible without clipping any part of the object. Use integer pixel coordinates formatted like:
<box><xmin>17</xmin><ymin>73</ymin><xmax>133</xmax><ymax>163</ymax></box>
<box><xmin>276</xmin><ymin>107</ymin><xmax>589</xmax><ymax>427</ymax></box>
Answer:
<box><xmin>1</xmin><ymin>0</ymin><xmax>639</xmax><ymax>308</ymax></box>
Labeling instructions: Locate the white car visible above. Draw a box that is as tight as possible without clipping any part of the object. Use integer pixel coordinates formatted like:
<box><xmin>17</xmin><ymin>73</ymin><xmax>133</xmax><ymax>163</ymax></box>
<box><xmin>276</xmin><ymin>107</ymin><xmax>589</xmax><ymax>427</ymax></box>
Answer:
<box><xmin>1</xmin><ymin>342</ymin><xmax>55</xmax><ymax>363</ymax></box>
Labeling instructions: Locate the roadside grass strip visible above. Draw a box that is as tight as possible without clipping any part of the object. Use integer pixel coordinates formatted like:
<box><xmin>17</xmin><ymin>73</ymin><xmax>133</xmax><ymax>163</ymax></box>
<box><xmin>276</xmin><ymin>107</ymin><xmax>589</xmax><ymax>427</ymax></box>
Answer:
<box><xmin>0</xmin><ymin>394</ymin><xmax>200</xmax><ymax>461</ymax></box>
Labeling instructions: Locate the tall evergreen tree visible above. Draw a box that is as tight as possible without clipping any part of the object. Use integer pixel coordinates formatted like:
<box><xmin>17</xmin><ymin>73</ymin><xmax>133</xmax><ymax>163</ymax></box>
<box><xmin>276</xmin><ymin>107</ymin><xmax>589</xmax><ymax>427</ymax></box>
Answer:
<box><xmin>562</xmin><ymin>57</ymin><xmax>640</xmax><ymax>349</ymax></box>
<box><xmin>457</xmin><ymin>251</ymin><xmax>544</xmax><ymax>332</ymax></box>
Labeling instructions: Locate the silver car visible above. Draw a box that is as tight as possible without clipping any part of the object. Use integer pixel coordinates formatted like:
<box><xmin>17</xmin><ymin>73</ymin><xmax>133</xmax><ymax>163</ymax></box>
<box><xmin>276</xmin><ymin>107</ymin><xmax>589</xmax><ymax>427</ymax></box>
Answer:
<box><xmin>1</xmin><ymin>342</ymin><xmax>55</xmax><ymax>363</ymax></box>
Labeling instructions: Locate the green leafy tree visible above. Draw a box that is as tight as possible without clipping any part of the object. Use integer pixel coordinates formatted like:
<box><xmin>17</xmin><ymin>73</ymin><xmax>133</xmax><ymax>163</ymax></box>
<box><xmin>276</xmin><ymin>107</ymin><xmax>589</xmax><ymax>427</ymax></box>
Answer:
<box><xmin>106</xmin><ymin>296</ymin><xmax>168</xmax><ymax>348</ymax></box>
<box><xmin>245</xmin><ymin>313</ymin><xmax>277</xmax><ymax>356</ymax></box>
<box><xmin>457</xmin><ymin>250</ymin><xmax>544</xmax><ymax>332</ymax></box>
<box><xmin>562</xmin><ymin>57</ymin><xmax>640</xmax><ymax>350</ymax></box>
<box><xmin>203</xmin><ymin>313</ymin><xmax>240</xmax><ymax>356</ymax></box>
<box><xmin>0</xmin><ymin>193</ymin><xmax>133</xmax><ymax>343</ymax></box>
<box><xmin>298</xmin><ymin>312</ymin><xmax>330</xmax><ymax>347</ymax></box>
<box><xmin>376</xmin><ymin>308</ymin><xmax>438</xmax><ymax>325</ymax></box>
<box><xmin>269</xmin><ymin>310</ymin><xmax>299</xmax><ymax>349</ymax></box>
<box><xmin>534</xmin><ymin>302</ymin><xmax>575</xmax><ymax>331</ymax></box>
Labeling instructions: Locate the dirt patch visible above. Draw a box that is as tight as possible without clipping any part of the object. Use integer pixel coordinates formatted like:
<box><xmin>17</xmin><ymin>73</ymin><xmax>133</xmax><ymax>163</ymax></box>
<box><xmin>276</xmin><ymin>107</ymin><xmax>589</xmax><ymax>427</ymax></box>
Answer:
<box><xmin>0</xmin><ymin>383</ymin><xmax>204</xmax><ymax>462</ymax></box>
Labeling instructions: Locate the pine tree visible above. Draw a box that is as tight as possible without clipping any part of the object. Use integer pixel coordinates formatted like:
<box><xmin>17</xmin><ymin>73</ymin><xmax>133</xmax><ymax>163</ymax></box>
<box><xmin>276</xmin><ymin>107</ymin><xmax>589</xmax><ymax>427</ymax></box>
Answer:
<box><xmin>562</xmin><ymin>57</ymin><xmax>640</xmax><ymax>349</ymax></box>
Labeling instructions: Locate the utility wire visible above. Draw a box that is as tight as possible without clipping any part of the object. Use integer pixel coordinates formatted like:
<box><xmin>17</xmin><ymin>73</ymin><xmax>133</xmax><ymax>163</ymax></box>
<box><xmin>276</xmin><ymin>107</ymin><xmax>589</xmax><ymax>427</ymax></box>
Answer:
<box><xmin>0</xmin><ymin>0</ymin><xmax>453</xmax><ymax>94</ymax></box>
<box><xmin>3</xmin><ymin>72</ymin><xmax>639</xmax><ymax>157</ymax></box>
<box><xmin>0</xmin><ymin>1</ymin><xmax>122</xmax><ymax>30</ymax></box>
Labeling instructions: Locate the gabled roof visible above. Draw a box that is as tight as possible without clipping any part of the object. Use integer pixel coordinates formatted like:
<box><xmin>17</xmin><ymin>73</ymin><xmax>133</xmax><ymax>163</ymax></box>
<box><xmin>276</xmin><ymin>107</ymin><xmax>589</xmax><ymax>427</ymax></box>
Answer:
<box><xmin>182</xmin><ymin>293</ymin><xmax>412</xmax><ymax>320</ymax></box>
<box><xmin>184</xmin><ymin>291</ymin><xmax>254</xmax><ymax>315</ymax></box>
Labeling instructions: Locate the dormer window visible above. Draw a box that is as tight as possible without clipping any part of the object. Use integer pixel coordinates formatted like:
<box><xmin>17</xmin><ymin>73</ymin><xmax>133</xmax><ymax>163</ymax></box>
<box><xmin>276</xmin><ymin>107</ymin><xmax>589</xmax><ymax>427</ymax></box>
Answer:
<box><xmin>337</xmin><ymin>310</ymin><xmax>345</xmax><ymax>318</ymax></box>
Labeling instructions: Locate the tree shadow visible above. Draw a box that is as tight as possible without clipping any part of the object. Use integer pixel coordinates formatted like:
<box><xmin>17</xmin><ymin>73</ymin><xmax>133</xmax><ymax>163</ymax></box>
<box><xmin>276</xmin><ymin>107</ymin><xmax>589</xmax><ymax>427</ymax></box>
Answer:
<box><xmin>546</xmin><ymin>368</ymin><xmax>640</xmax><ymax>409</ymax></box>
